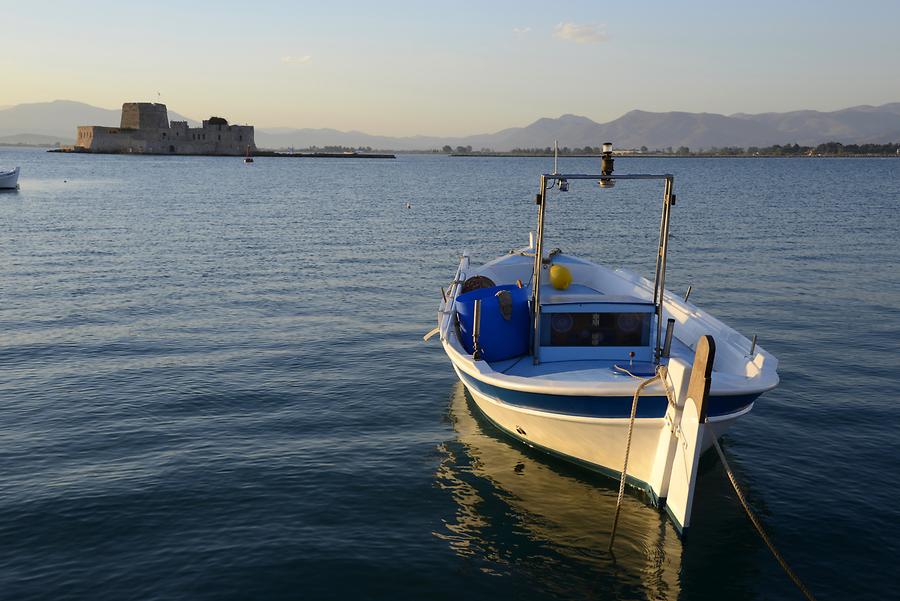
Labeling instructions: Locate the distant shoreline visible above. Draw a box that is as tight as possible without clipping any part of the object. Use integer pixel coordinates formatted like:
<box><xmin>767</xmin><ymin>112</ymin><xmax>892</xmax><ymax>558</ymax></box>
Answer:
<box><xmin>449</xmin><ymin>152</ymin><xmax>900</xmax><ymax>158</ymax></box>
<box><xmin>255</xmin><ymin>150</ymin><xmax>395</xmax><ymax>159</ymax></box>
<box><xmin>3</xmin><ymin>144</ymin><xmax>896</xmax><ymax>159</ymax></box>
<box><xmin>44</xmin><ymin>147</ymin><xmax>395</xmax><ymax>159</ymax></box>
<box><xmin>1</xmin><ymin>143</ymin><xmax>70</xmax><ymax>149</ymax></box>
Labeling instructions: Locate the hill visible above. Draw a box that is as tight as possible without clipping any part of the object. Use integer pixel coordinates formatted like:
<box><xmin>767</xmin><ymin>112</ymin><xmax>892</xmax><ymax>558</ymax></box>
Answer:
<box><xmin>0</xmin><ymin>100</ymin><xmax>198</xmax><ymax>144</ymax></box>
<box><xmin>254</xmin><ymin>103</ymin><xmax>900</xmax><ymax>151</ymax></box>
<box><xmin>3</xmin><ymin>100</ymin><xmax>899</xmax><ymax>151</ymax></box>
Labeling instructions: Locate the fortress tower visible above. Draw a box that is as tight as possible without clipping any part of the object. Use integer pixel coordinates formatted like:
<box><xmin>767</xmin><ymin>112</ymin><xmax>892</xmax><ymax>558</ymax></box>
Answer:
<box><xmin>120</xmin><ymin>103</ymin><xmax>169</xmax><ymax>130</ymax></box>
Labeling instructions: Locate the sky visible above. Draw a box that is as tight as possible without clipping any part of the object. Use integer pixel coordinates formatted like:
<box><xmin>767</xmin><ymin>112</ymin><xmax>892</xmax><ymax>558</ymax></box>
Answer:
<box><xmin>2</xmin><ymin>0</ymin><xmax>900</xmax><ymax>136</ymax></box>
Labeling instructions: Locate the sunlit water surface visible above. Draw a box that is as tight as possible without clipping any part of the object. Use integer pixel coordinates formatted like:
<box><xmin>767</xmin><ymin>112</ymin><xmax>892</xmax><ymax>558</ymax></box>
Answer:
<box><xmin>0</xmin><ymin>148</ymin><xmax>898</xmax><ymax>600</ymax></box>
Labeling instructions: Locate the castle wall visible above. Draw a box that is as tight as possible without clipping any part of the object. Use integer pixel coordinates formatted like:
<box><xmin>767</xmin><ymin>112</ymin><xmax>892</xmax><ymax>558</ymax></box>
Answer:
<box><xmin>76</xmin><ymin>126</ymin><xmax>149</xmax><ymax>153</ymax></box>
<box><xmin>74</xmin><ymin>104</ymin><xmax>255</xmax><ymax>155</ymax></box>
<box><xmin>183</xmin><ymin>122</ymin><xmax>254</xmax><ymax>155</ymax></box>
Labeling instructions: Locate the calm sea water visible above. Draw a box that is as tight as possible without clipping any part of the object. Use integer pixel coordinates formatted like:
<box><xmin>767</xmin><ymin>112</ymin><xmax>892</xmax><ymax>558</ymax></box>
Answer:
<box><xmin>0</xmin><ymin>148</ymin><xmax>898</xmax><ymax>600</ymax></box>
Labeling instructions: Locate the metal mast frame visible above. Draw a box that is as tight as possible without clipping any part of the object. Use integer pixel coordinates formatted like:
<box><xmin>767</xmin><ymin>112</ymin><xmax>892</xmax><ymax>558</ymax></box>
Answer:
<box><xmin>530</xmin><ymin>173</ymin><xmax>675</xmax><ymax>364</ymax></box>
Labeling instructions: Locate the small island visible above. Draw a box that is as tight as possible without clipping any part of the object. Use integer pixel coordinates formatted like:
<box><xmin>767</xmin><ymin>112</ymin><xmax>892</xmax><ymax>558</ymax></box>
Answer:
<box><xmin>50</xmin><ymin>102</ymin><xmax>394</xmax><ymax>159</ymax></box>
<box><xmin>52</xmin><ymin>102</ymin><xmax>254</xmax><ymax>156</ymax></box>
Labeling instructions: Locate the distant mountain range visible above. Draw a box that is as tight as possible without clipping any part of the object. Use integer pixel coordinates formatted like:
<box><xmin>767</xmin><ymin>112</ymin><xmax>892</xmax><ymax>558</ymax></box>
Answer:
<box><xmin>2</xmin><ymin>99</ymin><xmax>900</xmax><ymax>150</ymax></box>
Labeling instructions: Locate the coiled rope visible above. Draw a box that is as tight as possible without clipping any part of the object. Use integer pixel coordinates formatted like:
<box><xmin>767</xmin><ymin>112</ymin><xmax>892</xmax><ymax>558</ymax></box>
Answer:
<box><xmin>712</xmin><ymin>438</ymin><xmax>818</xmax><ymax>601</ymax></box>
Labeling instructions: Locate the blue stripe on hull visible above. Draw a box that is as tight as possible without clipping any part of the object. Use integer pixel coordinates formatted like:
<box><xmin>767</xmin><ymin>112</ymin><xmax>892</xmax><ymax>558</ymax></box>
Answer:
<box><xmin>465</xmin><ymin>389</ymin><xmax>657</xmax><ymax>497</ymax></box>
<box><xmin>457</xmin><ymin>370</ymin><xmax>758</xmax><ymax>419</ymax></box>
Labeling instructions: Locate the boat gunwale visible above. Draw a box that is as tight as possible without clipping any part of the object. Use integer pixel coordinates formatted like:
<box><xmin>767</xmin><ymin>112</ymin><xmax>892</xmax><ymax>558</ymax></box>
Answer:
<box><xmin>442</xmin><ymin>251</ymin><xmax>779</xmax><ymax>397</ymax></box>
<box><xmin>443</xmin><ymin>326</ymin><xmax>778</xmax><ymax>399</ymax></box>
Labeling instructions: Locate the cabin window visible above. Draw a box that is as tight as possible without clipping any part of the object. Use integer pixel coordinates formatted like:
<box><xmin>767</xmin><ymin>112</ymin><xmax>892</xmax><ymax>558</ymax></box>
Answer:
<box><xmin>540</xmin><ymin>312</ymin><xmax>651</xmax><ymax>347</ymax></box>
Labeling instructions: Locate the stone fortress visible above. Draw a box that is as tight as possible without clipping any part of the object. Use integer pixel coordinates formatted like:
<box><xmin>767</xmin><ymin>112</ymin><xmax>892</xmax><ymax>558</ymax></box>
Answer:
<box><xmin>74</xmin><ymin>102</ymin><xmax>255</xmax><ymax>155</ymax></box>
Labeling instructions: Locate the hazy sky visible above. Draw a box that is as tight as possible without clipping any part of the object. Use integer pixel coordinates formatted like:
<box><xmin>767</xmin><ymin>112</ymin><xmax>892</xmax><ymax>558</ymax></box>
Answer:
<box><xmin>3</xmin><ymin>0</ymin><xmax>899</xmax><ymax>135</ymax></box>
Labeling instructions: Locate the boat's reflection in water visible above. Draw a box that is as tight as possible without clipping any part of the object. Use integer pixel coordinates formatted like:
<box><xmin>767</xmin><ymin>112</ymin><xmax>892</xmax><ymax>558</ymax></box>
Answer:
<box><xmin>436</xmin><ymin>383</ymin><xmax>684</xmax><ymax>599</ymax></box>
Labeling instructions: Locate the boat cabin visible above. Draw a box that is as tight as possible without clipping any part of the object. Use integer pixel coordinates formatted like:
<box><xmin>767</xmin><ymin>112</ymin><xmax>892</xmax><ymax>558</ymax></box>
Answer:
<box><xmin>453</xmin><ymin>263</ymin><xmax>660</xmax><ymax>370</ymax></box>
<box><xmin>537</xmin><ymin>284</ymin><xmax>655</xmax><ymax>363</ymax></box>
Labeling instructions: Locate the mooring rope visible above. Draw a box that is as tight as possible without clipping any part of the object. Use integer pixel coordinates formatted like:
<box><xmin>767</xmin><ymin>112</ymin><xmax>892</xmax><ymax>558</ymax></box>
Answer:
<box><xmin>712</xmin><ymin>438</ymin><xmax>818</xmax><ymax>601</ymax></box>
<box><xmin>608</xmin><ymin>370</ymin><xmax>819</xmax><ymax>601</ymax></box>
<box><xmin>608</xmin><ymin>372</ymin><xmax>660</xmax><ymax>551</ymax></box>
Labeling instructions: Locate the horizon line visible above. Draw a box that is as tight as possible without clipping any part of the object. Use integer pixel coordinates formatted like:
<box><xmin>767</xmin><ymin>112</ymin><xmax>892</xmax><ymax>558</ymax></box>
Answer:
<box><xmin>3</xmin><ymin>98</ymin><xmax>899</xmax><ymax>139</ymax></box>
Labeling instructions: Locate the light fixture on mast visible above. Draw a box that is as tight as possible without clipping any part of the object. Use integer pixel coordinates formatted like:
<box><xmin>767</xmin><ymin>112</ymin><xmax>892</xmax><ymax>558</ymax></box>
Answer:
<box><xmin>599</xmin><ymin>142</ymin><xmax>615</xmax><ymax>188</ymax></box>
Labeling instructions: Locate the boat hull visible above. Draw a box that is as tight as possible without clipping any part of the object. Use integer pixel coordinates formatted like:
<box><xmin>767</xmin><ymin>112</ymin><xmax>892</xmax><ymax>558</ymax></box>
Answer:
<box><xmin>0</xmin><ymin>167</ymin><xmax>19</xmax><ymax>190</ymax></box>
<box><xmin>454</xmin><ymin>365</ymin><xmax>748</xmax><ymax>493</ymax></box>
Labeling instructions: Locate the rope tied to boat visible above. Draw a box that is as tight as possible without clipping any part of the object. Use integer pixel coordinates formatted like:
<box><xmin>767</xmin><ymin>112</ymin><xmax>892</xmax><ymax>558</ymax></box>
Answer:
<box><xmin>614</xmin><ymin>364</ymin><xmax>678</xmax><ymax>408</ymax></box>
<box><xmin>712</xmin><ymin>438</ymin><xmax>818</xmax><ymax>601</ymax></box>
<box><xmin>608</xmin><ymin>367</ymin><xmax>819</xmax><ymax>600</ymax></box>
<box><xmin>608</xmin><ymin>370</ymin><xmax>661</xmax><ymax>551</ymax></box>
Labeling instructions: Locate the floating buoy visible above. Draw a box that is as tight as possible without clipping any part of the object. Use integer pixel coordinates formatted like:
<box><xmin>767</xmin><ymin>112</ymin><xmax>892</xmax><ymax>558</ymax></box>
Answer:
<box><xmin>549</xmin><ymin>264</ymin><xmax>572</xmax><ymax>290</ymax></box>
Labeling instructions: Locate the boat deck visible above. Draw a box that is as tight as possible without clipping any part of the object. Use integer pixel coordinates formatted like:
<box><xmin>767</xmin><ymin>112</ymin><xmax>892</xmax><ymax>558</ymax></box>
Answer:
<box><xmin>486</xmin><ymin>338</ymin><xmax>754</xmax><ymax>395</ymax></box>
<box><xmin>489</xmin><ymin>335</ymin><xmax>691</xmax><ymax>380</ymax></box>
<box><xmin>453</xmin><ymin>251</ymin><xmax>777</xmax><ymax>398</ymax></box>
<box><xmin>487</xmin><ymin>279</ymin><xmax>690</xmax><ymax>384</ymax></box>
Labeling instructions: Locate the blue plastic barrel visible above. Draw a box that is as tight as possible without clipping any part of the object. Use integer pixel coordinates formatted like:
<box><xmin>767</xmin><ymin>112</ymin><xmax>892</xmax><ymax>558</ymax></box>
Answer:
<box><xmin>456</xmin><ymin>285</ymin><xmax>530</xmax><ymax>361</ymax></box>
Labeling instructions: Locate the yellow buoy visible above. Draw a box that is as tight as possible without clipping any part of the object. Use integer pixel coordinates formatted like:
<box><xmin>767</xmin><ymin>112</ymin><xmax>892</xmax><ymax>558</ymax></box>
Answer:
<box><xmin>549</xmin><ymin>264</ymin><xmax>572</xmax><ymax>290</ymax></box>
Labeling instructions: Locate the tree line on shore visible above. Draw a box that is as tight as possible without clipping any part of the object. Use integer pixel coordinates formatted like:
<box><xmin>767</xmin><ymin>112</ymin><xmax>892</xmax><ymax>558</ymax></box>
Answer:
<box><xmin>303</xmin><ymin>145</ymin><xmax>376</xmax><ymax>152</ymax></box>
<box><xmin>270</xmin><ymin>142</ymin><xmax>900</xmax><ymax>156</ymax></box>
<box><xmin>438</xmin><ymin>142</ymin><xmax>900</xmax><ymax>156</ymax></box>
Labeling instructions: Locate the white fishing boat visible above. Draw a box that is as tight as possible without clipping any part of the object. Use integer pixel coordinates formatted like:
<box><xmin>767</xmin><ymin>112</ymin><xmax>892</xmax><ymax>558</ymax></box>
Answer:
<box><xmin>0</xmin><ymin>166</ymin><xmax>20</xmax><ymax>190</ymax></box>
<box><xmin>426</xmin><ymin>144</ymin><xmax>779</xmax><ymax>534</ymax></box>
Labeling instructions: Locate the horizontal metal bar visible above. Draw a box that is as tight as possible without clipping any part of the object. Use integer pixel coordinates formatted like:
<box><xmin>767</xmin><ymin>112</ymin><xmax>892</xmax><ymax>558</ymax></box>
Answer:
<box><xmin>542</xmin><ymin>173</ymin><xmax>673</xmax><ymax>180</ymax></box>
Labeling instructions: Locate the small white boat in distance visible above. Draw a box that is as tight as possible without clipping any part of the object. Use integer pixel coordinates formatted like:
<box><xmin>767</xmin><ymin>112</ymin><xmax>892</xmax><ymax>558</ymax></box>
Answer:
<box><xmin>0</xmin><ymin>166</ymin><xmax>20</xmax><ymax>190</ymax></box>
<box><xmin>427</xmin><ymin>144</ymin><xmax>779</xmax><ymax>535</ymax></box>
<box><xmin>243</xmin><ymin>145</ymin><xmax>254</xmax><ymax>163</ymax></box>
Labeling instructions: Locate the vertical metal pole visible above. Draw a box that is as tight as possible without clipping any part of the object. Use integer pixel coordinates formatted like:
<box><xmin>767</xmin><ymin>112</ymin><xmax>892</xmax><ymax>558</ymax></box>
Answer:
<box><xmin>531</xmin><ymin>176</ymin><xmax>548</xmax><ymax>364</ymax></box>
<box><xmin>655</xmin><ymin>177</ymin><xmax>674</xmax><ymax>362</ymax></box>
<box><xmin>651</xmin><ymin>181</ymin><xmax>668</xmax><ymax>310</ymax></box>
<box><xmin>553</xmin><ymin>140</ymin><xmax>559</xmax><ymax>174</ymax></box>
<box><xmin>472</xmin><ymin>299</ymin><xmax>483</xmax><ymax>360</ymax></box>
<box><xmin>662</xmin><ymin>318</ymin><xmax>676</xmax><ymax>358</ymax></box>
